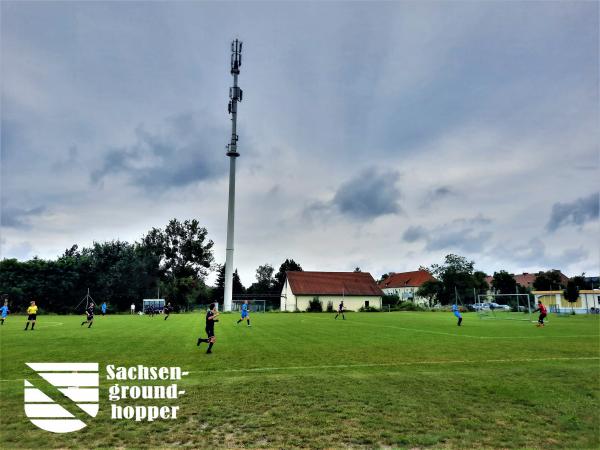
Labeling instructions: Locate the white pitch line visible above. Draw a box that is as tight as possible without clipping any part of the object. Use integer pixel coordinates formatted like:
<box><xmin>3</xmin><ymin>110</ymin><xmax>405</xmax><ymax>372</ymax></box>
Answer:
<box><xmin>311</xmin><ymin>316</ymin><xmax>598</xmax><ymax>339</ymax></box>
<box><xmin>34</xmin><ymin>321</ymin><xmax>64</xmax><ymax>329</ymax></box>
<box><xmin>190</xmin><ymin>356</ymin><xmax>600</xmax><ymax>374</ymax></box>
<box><xmin>1</xmin><ymin>357</ymin><xmax>597</xmax><ymax>382</ymax></box>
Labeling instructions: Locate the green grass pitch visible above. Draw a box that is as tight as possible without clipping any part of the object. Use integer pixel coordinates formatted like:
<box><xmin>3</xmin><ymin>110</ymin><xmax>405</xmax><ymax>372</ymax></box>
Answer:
<box><xmin>1</xmin><ymin>311</ymin><xmax>599</xmax><ymax>449</ymax></box>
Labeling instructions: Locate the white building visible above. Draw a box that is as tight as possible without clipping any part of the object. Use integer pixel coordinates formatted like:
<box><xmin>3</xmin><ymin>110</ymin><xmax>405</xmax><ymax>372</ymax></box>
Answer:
<box><xmin>280</xmin><ymin>271</ymin><xmax>383</xmax><ymax>312</ymax></box>
<box><xmin>378</xmin><ymin>270</ymin><xmax>437</xmax><ymax>305</ymax></box>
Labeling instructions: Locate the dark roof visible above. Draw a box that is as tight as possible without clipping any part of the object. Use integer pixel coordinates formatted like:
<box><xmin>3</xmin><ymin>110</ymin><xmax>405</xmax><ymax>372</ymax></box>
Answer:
<box><xmin>379</xmin><ymin>270</ymin><xmax>435</xmax><ymax>289</ymax></box>
<box><xmin>286</xmin><ymin>271</ymin><xmax>384</xmax><ymax>296</ymax></box>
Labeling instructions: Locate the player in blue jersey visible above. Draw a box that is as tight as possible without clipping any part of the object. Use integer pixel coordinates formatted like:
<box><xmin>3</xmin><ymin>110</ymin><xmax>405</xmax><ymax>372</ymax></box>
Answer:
<box><xmin>101</xmin><ymin>302</ymin><xmax>107</xmax><ymax>316</ymax></box>
<box><xmin>452</xmin><ymin>303</ymin><xmax>463</xmax><ymax>326</ymax></box>
<box><xmin>1</xmin><ymin>300</ymin><xmax>9</xmax><ymax>325</ymax></box>
<box><xmin>236</xmin><ymin>300</ymin><xmax>251</xmax><ymax>326</ymax></box>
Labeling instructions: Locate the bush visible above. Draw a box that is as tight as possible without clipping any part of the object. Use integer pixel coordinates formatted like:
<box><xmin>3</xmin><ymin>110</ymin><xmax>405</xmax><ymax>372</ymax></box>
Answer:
<box><xmin>382</xmin><ymin>294</ymin><xmax>400</xmax><ymax>307</ymax></box>
<box><xmin>307</xmin><ymin>297</ymin><xmax>323</xmax><ymax>312</ymax></box>
<box><xmin>326</xmin><ymin>301</ymin><xmax>334</xmax><ymax>312</ymax></box>
<box><xmin>397</xmin><ymin>301</ymin><xmax>426</xmax><ymax>311</ymax></box>
<box><xmin>359</xmin><ymin>305</ymin><xmax>379</xmax><ymax>312</ymax></box>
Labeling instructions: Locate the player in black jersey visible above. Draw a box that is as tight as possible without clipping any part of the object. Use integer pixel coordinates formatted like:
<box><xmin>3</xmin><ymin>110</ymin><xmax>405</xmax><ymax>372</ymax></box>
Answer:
<box><xmin>197</xmin><ymin>303</ymin><xmax>219</xmax><ymax>354</ymax></box>
<box><xmin>164</xmin><ymin>302</ymin><xmax>172</xmax><ymax>320</ymax></box>
<box><xmin>335</xmin><ymin>301</ymin><xmax>345</xmax><ymax>320</ymax></box>
<box><xmin>81</xmin><ymin>302</ymin><xmax>95</xmax><ymax>328</ymax></box>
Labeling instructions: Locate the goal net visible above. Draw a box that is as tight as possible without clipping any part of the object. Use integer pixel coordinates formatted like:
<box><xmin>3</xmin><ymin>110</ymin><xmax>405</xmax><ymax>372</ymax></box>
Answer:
<box><xmin>232</xmin><ymin>300</ymin><xmax>266</xmax><ymax>313</ymax></box>
<box><xmin>476</xmin><ymin>294</ymin><xmax>533</xmax><ymax>321</ymax></box>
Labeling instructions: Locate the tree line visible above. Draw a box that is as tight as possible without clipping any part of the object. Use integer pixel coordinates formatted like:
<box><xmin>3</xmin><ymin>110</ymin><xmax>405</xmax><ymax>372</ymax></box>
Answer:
<box><xmin>2</xmin><ymin>221</ymin><xmax>591</xmax><ymax>313</ymax></box>
<box><xmin>0</xmin><ymin>219</ymin><xmax>303</xmax><ymax>313</ymax></box>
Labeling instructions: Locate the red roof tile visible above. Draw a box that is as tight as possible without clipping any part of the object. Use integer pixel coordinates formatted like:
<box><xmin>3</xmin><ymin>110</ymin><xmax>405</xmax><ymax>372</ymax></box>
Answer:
<box><xmin>287</xmin><ymin>272</ymin><xmax>384</xmax><ymax>296</ymax></box>
<box><xmin>378</xmin><ymin>270</ymin><xmax>435</xmax><ymax>289</ymax></box>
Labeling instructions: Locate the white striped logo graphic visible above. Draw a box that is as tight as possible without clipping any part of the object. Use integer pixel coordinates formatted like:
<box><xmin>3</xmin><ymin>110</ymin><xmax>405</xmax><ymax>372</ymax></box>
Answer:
<box><xmin>24</xmin><ymin>363</ymin><xmax>99</xmax><ymax>433</ymax></box>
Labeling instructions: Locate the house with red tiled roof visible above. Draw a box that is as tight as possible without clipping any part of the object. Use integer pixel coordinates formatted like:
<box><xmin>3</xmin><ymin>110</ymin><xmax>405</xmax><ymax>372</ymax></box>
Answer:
<box><xmin>485</xmin><ymin>271</ymin><xmax>570</xmax><ymax>290</ymax></box>
<box><xmin>280</xmin><ymin>271</ymin><xmax>383</xmax><ymax>312</ymax></box>
<box><xmin>378</xmin><ymin>270</ymin><xmax>436</xmax><ymax>305</ymax></box>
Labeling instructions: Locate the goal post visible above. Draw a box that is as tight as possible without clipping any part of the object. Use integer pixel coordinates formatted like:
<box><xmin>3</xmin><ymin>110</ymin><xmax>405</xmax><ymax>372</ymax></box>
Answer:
<box><xmin>232</xmin><ymin>300</ymin><xmax>266</xmax><ymax>313</ymax></box>
<box><xmin>476</xmin><ymin>293</ymin><xmax>533</xmax><ymax>321</ymax></box>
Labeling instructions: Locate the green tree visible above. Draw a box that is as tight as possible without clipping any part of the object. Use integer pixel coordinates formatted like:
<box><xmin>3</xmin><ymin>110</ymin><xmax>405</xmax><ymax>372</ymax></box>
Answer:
<box><xmin>533</xmin><ymin>271</ymin><xmax>564</xmax><ymax>291</ymax></box>
<box><xmin>140</xmin><ymin>219</ymin><xmax>214</xmax><ymax>279</ymax></box>
<box><xmin>247</xmin><ymin>263</ymin><xmax>275</xmax><ymax>294</ymax></box>
<box><xmin>416</xmin><ymin>280</ymin><xmax>443</xmax><ymax>307</ymax></box>
<box><xmin>491</xmin><ymin>270</ymin><xmax>517</xmax><ymax>294</ymax></box>
<box><xmin>140</xmin><ymin>219</ymin><xmax>214</xmax><ymax>309</ymax></box>
<box><xmin>212</xmin><ymin>264</ymin><xmax>245</xmax><ymax>302</ymax></box>
<box><xmin>563</xmin><ymin>281</ymin><xmax>579</xmax><ymax>313</ymax></box>
<box><xmin>473</xmin><ymin>271</ymin><xmax>490</xmax><ymax>292</ymax></box>
<box><xmin>428</xmin><ymin>254</ymin><xmax>477</xmax><ymax>305</ymax></box>
<box><xmin>570</xmin><ymin>274</ymin><xmax>592</xmax><ymax>290</ymax></box>
<box><xmin>274</xmin><ymin>259</ymin><xmax>303</xmax><ymax>292</ymax></box>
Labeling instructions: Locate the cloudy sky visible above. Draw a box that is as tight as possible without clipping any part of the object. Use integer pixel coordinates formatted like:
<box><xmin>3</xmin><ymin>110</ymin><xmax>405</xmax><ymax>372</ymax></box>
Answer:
<box><xmin>1</xmin><ymin>1</ymin><xmax>598</xmax><ymax>285</ymax></box>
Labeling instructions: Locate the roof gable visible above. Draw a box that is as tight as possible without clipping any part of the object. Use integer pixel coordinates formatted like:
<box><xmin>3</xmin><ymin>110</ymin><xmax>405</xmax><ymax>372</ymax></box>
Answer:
<box><xmin>287</xmin><ymin>272</ymin><xmax>384</xmax><ymax>296</ymax></box>
<box><xmin>379</xmin><ymin>270</ymin><xmax>435</xmax><ymax>289</ymax></box>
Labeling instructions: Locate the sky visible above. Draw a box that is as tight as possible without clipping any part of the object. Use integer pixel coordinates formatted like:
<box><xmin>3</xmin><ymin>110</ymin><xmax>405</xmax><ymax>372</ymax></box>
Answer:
<box><xmin>1</xmin><ymin>1</ymin><xmax>599</xmax><ymax>286</ymax></box>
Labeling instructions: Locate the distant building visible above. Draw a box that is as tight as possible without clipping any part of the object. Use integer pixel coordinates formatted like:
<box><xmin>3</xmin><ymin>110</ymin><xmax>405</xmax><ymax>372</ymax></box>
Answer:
<box><xmin>532</xmin><ymin>290</ymin><xmax>600</xmax><ymax>314</ymax></box>
<box><xmin>378</xmin><ymin>270</ymin><xmax>436</xmax><ymax>305</ymax></box>
<box><xmin>485</xmin><ymin>271</ymin><xmax>570</xmax><ymax>290</ymax></box>
<box><xmin>280</xmin><ymin>271</ymin><xmax>383</xmax><ymax>312</ymax></box>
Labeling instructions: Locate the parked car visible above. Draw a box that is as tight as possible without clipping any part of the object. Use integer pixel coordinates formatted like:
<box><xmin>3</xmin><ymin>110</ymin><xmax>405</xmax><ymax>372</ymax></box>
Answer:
<box><xmin>470</xmin><ymin>302</ymin><xmax>510</xmax><ymax>311</ymax></box>
<box><xmin>489</xmin><ymin>302</ymin><xmax>511</xmax><ymax>311</ymax></box>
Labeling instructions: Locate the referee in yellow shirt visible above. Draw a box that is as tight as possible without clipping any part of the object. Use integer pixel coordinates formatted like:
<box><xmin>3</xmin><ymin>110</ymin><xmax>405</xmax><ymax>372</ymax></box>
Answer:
<box><xmin>24</xmin><ymin>300</ymin><xmax>38</xmax><ymax>331</ymax></box>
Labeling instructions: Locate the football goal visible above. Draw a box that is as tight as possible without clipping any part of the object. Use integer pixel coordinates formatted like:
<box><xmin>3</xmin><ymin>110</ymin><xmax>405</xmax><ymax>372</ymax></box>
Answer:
<box><xmin>232</xmin><ymin>300</ymin><xmax>266</xmax><ymax>313</ymax></box>
<box><xmin>476</xmin><ymin>293</ymin><xmax>533</xmax><ymax>321</ymax></box>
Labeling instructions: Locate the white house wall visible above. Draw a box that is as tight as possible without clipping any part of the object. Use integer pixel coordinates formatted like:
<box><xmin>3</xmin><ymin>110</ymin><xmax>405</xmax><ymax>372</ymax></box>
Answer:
<box><xmin>295</xmin><ymin>295</ymin><xmax>382</xmax><ymax>312</ymax></box>
<box><xmin>382</xmin><ymin>287</ymin><xmax>429</xmax><ymax>305</ymax></box>
<box><xmin>280</xmin><ymin>278</ymin><xmax>297</xmax><ymax>311</ymax></box>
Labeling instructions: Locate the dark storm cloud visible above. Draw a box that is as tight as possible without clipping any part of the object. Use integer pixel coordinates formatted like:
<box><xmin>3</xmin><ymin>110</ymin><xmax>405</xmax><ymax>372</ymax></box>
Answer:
<box><xmin>1</xmin><ymin>205</ymin><xmax>46</xmax><ymax>230</ymax></box>
<box><xmin>330</xmin><ymin>168</ymin><xmax>401</xmax><ymax>220</ymax></box>
<box><xmin>546</xmin><ymin>192</ymin><xmax>599</xmax><ymax>231</ymax></box>
<box><xmin>91</xmin><ymin>113</ymin><xmax>227</xmax><ymax>191</ymax></box>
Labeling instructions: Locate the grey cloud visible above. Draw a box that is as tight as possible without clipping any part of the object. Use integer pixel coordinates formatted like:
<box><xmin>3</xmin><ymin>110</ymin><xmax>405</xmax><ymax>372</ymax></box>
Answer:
<box><xmin>432</xmin><ymin>186</ymin><xmax>453</xmax><ymax>198</ymax></box>
<box><xmin>420</xmin><ymin>186</ymin><xmax>457</xmax><ymax>209</ymax></box>
<box><xmin>91</xmin><ymin>113</ymin><xmax>227</xmax><ymax>191</ymax></box>
<box><xmin>1</xmin><ymin>205</ymin><xmax>46</xmax><ymax>230</ymax></box>
<box><xmin>547</xmin><ymin>192</ymin><xmax>599</xmax><ymax>231</ymax></box>
<box><xmin>403</xmin><ymin>216</ymin><xmax>493</xmax><ymax>253</ymax></box>
<box><xmin>492</xmin><ymin>238</ymin><xmax>588</xmax><ymax>268</ymax></box>
<box><xmin>402</xmin><ymin>225</ymin><xmax>427</xmax><ymax>242</ymax></box>
<box><xmin>426</xmin><ymin>229</ymin><xmax>492</xmax><ymax>253</ymax></box>
<box><xmin>331</xmin><ymin>168</ymin><xmax>402</xmax><ymax>220</ymax></box>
